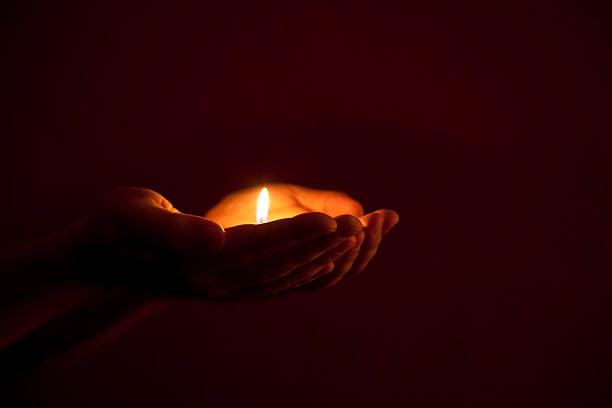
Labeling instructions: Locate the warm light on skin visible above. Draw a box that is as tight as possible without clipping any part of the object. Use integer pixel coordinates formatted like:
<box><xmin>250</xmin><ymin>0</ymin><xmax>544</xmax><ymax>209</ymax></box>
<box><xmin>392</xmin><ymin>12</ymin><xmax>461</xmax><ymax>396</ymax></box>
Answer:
<box><xmin>256</xmin><ymin>187</ymin><xmax>269</xmax><ymax>224</ymax></box>
<box><xmin>205</xmin><ymin>184</ymin><xmax>360</xmax><ymax>228</ymax></box>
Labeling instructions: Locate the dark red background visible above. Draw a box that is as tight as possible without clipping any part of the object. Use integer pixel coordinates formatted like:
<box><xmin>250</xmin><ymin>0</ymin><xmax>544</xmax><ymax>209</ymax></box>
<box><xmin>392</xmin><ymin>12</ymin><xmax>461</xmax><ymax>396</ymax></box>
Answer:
<box><xmin>1</xmin><ymin>1</ymin><xmax>611</xmax><ymax>406</ymax></box>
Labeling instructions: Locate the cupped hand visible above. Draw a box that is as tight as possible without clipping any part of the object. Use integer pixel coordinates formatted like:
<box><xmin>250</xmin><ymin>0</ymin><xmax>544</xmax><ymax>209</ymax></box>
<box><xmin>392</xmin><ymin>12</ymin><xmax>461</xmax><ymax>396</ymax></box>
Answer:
<box><xmin>74</xmin><ymin>187</ymin><xmax>367</xmax><ymax>299</ymax></box>
<box><xmin>186</xmin><ymin>212</ymin><xmax>363</xmax><ymax>299</ymax></box>
<box><xmin>205</xmin><ymin>184</ymin><xmax>399</xmax><ymax>294</ymax></box>
<box><xmin>76</xmin><ymin>185</ymin><xmax>397</xmax><ymax>299</ymax></box>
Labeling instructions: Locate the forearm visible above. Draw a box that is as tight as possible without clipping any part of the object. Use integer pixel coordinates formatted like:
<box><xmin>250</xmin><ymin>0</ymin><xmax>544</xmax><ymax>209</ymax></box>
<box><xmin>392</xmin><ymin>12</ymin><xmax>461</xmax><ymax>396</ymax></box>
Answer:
<box><xmin>0</xmin><ymin>217</ymin><xmax>88</xmax><ymax>298</ymax></box>
<box><xmin>0</xmin><ymin>215</ymin><xmax>169</xmax><ymax>373</ymax></box>
<box><xmin>0</xmin><ymin>216</ymin><xmax>100</xmax><ymax>350</ymax></box>
<box><xmin>1</xmin><ymin>285</ymin><xmax>165</xmax><ymax>381</ymax></box>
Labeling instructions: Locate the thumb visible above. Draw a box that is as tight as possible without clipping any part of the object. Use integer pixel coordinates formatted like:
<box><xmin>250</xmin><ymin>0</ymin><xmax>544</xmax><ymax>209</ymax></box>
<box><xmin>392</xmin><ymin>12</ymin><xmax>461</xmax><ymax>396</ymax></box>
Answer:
<box><xmin>121</xmin><ymin>203</ymin><xmax>225</xmax><ymax>256</ymax></box>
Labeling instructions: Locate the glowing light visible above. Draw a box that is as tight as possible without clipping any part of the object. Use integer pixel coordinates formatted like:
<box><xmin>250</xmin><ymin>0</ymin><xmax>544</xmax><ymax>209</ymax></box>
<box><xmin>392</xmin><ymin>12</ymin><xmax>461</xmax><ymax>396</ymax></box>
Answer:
<box><xmin>256</xmin><ymin>187</ymin><xmax>269</xmax><ymax>224</ymax></box>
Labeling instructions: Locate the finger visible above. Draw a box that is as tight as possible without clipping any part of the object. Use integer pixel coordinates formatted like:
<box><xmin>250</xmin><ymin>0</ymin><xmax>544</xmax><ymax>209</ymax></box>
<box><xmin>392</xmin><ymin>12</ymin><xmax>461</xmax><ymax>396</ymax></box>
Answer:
<box><xmin>323</xmin><ymin>231</ymin><xmax>365</xmax><ymax>287</ymax></box>
<box><xmin>246</xmin><ymin>232</ymin><xmax>348</xmax><ymax>283</ymax></box>
<box><xmin>119</xmin><ymin>202</ymin><xmax>225</xmax><ymax>256</ymax></box>
<box><xmin>334</xmin><ymin>214</ymin><xmax>363</xmax><ymax>237</ymax></box>
<box><xmin>295</xmin><ymin>231</ymin><xmax>364</xmax><ymax>290</ymax></box>
<box><xmin>252</xmin><ymin>237</ymin><xmax>356</xmax><ymax>294</ymax></box>
<box><xmin>377</xmin><ymin>209</ymin><xmax>400</xmax><ymax>237</ymax></box>
<box><xmin>229</xmin><ymin>235</ymin><xmax>357</xmax><ymax>298</ymax></box>
<box><xmin>334</xmin><ymin>231</ymin><xmax>365</xmax><ymax>278</ymax></box>
<box><xmin>222</xmin><ymin>212</ymin><xmax>337</xmax><ymax>253</ymax></box>
<box><xmin>208</xmin><ymin>232</ymin><xmax>349</xmax><ymax>297</ymax></box>
<box><xmin>344</xmin><ymin>212</ymin><xmax>384</xmax><ymax>278</ymax></box>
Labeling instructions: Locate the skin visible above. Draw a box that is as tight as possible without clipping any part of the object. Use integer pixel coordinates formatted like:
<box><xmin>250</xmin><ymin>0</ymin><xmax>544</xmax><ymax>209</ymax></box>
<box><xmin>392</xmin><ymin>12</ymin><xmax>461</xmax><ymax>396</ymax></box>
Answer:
<box><xmin>202</xmin><ymin>184</ymin><xmax>399</xmax><ymax>297</ymax></box>
<box><xmin>0</xmin><ymin>185</ymin><xmax>398</xmax><ymax>370</ymax></box>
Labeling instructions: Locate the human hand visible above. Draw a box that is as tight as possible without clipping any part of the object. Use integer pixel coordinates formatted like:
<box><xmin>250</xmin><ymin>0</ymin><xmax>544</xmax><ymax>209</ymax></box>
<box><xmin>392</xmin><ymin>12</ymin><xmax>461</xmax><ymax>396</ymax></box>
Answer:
<box><xmin>0</xmin><ymin>185</ymin><xmax>396</xmax><ymax>372</ymax></box>
<box><xmin>204</xmin><ymin>184</ymin><xmax>399</xmax><ymax>294</ymax></box>
<box><xmin>75</xmin><ymin>187</ymin><xmax>365</xmax><ymax>299</ymax></box>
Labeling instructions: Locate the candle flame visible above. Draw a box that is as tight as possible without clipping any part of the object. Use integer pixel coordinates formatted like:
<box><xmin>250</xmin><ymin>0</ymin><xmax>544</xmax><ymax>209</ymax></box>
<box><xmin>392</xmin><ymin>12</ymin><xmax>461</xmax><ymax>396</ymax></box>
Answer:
<box><xmin>256</xmin><ymin>187</ymin><xmax>269</xmax><ymax>224</ymax></box>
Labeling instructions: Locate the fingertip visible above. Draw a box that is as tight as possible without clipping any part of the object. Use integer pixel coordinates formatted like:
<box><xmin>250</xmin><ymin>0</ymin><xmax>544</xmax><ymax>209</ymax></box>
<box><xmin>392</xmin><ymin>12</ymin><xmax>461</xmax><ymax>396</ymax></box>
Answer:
<box><xmin>362</xmin><ymin>212</ymin><xmax>385</xmax><ymax>231</ymax></box>
<box><xmin>334</xmin><ymin>214</ymin><xmax>363</xmax><ymax>237</ymax></box>
<box><xmin>376</xmin><ymin>209</ymin><xmax>399</xmax><ymax>236</ymax></box>
<box><xmin>292</xmin><ymin>212</ymin><xmax>338</xmax><ymax>235</ymax></box>
<box><xmin>377</xmin><ymin>209</ymin><xmax>399</xmax><ymax>223</ymax></box>
<box><xmin>197</xmin><ymin>218</ymin><xmax>226</xmax><ymax>254</ymax></box>
<box><xmin>173</xmin><ymin>214</ymin><xmax>225</xmax><ymax>255</ymax></box>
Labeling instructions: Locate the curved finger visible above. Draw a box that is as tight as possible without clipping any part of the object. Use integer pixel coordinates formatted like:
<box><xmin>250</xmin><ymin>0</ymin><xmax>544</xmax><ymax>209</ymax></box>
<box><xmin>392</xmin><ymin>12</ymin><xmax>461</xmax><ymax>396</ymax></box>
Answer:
<box><xmin>300</xmin><ymin>210</ymin><xmax>395</xmax><ymax>288</ymax></box>
<box><xmin>208</xmin><ymin>232</ymin><xmax>349</xmax><ymax>297</ymax></box>
<box><xmin>227</xmin><ymin>237</ymin><xmax>356</xmax><ymax>298</ymax></box>
<box><xmin>252</xmin><ymin>232</ymin><xmax>348</xmax><ymax>283</ymax></box>
<box><xmin>294</xmin><ymin>231</ymin><xmax>364</xmax><ymax>290</ymax></box>
<box><xmin>116</xmin><ymin>202</ymin><xmax>225</xmax><ymax>256</ymax></box>
<box><xmin>222</xmin><ymin>212</ymin><xmax>337</xmax><ymax>253</ymax></box>
<box><xmin>259</xmin><ymin>238</ymin><xmax>355</xmax><ymax>293</ymax></box>
<box><xmin>334</xmin><ymin>214</ymin><xmax>363</xmax><ymax>237</ymax></box>
<box><xmin>344</xmin><ymin>212</ymin><xmax>384</xmax><ymax>278</ymax></box>
<box><xmin>377</xmin><ymin>209</ymin><xmax>400</xmax><ymax>237</ymax></box>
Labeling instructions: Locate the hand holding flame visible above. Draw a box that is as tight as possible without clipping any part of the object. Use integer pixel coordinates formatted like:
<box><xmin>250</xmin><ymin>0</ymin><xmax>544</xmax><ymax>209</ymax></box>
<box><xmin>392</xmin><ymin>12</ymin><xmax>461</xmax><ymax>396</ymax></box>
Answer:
<box><xmin>203</xmin><ymin>184</ymin><xmax>398</xmax><ymax>297</ymax></box>
<box><xmin>77</xmin><ymin>185</ymin><xmax>398</xmax><ymax>299</ymax></box>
